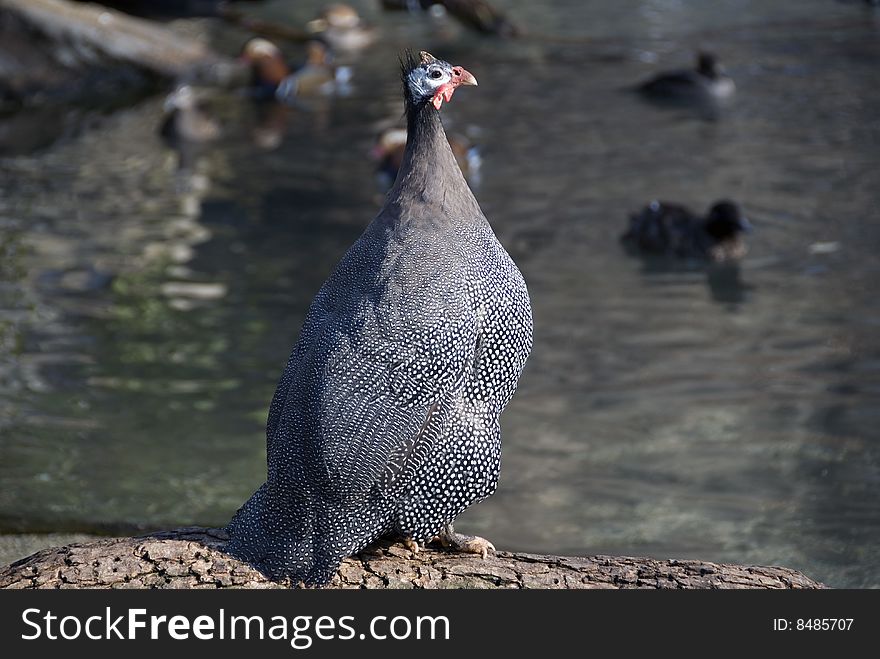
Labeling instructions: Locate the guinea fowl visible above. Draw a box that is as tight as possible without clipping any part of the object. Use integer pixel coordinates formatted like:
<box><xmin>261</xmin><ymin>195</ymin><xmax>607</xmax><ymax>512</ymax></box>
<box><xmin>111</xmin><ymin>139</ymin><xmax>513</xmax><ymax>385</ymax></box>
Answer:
<box><xmin>637</xmin><ymin>52</ymin><xmax>735</xmax><ymax>102</ymax></box>
<box><xmin>621</xmin><ymin>199</ymin><xmax>752</xmax><ymax>262</ymax></box>
<box><xmin>225</xmin><ymin>51</ymin><xmax>533</xmax><ymax>585</ymax></box>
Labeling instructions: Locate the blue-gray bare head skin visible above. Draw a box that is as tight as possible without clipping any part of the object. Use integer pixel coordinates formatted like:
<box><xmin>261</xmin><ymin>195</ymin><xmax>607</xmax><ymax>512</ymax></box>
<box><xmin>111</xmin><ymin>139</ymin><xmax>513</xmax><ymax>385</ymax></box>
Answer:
<box><xmin>401</xmin><ymin>50</ymin><xmax>478</xmax><ymax>110</ymax></box>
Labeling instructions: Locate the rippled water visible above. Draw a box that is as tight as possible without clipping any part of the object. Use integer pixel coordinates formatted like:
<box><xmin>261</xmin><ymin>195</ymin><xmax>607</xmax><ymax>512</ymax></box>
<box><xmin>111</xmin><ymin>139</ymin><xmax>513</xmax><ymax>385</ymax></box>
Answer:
<box><xmin>1</xmin><ymin>0</ymin><xmax>878</xmax><ymax>587</ymax></box>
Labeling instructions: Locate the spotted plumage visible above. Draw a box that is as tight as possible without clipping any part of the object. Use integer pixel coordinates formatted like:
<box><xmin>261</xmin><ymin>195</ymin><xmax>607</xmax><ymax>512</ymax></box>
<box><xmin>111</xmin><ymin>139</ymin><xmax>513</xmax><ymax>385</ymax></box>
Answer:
<box><xmin>225</xmin><ymin>51</ymin><xmax>532</xmax><ymax>585</ymax></box>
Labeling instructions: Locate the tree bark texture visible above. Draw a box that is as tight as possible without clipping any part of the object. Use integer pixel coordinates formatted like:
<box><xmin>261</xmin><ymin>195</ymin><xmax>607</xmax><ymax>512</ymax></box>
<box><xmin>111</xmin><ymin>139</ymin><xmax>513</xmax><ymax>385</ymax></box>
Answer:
<box><xmin>0</xmin><ymin>527</ymin><xmax>824</xmax><ymax>589</ymax></box>
<box><xmin>0</xmin><ymin>0</ymin><xmax>231</xmax><ymax>80</ymax></box>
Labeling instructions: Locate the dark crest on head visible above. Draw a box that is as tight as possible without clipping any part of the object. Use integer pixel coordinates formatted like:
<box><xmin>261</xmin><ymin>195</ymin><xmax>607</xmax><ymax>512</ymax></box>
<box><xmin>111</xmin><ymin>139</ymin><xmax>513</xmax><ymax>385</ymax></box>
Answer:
<box><xmin>400</xmin><ymin>50</ymin><xmax>441</xmax><ymax>105</ymax></box>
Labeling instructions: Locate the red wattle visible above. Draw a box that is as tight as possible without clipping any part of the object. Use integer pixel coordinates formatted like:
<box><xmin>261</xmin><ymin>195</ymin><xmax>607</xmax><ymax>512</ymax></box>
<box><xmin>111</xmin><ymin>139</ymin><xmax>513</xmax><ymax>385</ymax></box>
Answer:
<box><xmin>431</xmin><ymin>83</ymin><xmax>458</xmax><ymax>110</ymax></box>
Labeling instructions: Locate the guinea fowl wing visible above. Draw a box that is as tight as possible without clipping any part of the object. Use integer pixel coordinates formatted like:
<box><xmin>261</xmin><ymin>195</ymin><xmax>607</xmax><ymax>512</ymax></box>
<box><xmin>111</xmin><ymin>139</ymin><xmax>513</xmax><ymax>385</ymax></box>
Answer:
<box><xmin>265</xmin><ymin>229</ymin><xmax>478</xmax><ymax>503</ymax></box>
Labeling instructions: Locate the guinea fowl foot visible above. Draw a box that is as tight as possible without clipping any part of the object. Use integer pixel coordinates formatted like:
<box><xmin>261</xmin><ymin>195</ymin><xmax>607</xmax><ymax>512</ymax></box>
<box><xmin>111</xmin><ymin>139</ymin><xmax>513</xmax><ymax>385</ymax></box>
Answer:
<box><xmin>402</xmin><ymin>537</ymin><xmax>421</xmax><ymax>556</ymax></box>
<box><xmin>437</xmin><ymin>524</ymin><xmax>495</xmax><ymax>559</ymax></box>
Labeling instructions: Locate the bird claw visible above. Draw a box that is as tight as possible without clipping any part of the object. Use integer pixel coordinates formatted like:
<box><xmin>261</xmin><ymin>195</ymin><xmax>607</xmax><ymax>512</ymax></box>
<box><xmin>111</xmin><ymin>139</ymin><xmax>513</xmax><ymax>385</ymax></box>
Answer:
<box><xmin>459</xmin><ymin>537</ymin><xmax>495</xmax><ymax>560</ymax></box>
<box><xmin>438</xmin><ymin>524</ymin><xmax>495</xmax><ymax>560</ymax></box>
<box><xmin>402</xmin><ymin>537</ymin><xmax>420</xmax><ymax>556</ymax></box>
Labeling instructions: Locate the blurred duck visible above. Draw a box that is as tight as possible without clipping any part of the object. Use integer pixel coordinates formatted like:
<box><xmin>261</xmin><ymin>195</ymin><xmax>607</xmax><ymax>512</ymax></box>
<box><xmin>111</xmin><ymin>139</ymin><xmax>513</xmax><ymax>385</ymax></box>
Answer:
<box><xmin>371</xmin><ymin>126</ymin><xmax>481</xmax><ymax>188</ymax></box>
<box><xmin>159</xmin><ymin>85</ymin><xmax>221</xmax><ymax>145</ymax></box>
<box><xmin>306</xmin><ymin>3</ymin><xmax>376</xmax><ymax>51</ymax></box>
<box><xmin>240</xmin><ymin>38</ymin><xmax>351</xmax><ymax>102</ymax></box>
<box><xmin>621</xmin><ymin>200</ymin><xmax>752</xmax><ymax>262</ymax></box>
<box><xmin>240</xmin><ymin>38</ymin><xmax>288</xmax><ymax>98</ymax></box>
<box><xmin>637</xmin><ymin>52</ymin><xmax>735</xmax><ymax>101</ymax></box>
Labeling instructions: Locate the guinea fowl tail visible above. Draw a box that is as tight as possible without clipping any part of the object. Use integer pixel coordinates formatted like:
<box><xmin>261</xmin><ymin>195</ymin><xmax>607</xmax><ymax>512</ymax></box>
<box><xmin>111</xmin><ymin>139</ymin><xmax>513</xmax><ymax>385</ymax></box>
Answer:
<box><xmin>224</xmin><ymin>482</ymin><xmax>329</xmax><ymax>585</ymax></box>
<box><xmin>225</xmin><ymin>483</ymin><xmax>383</xmax><ymax>585</ymax></box>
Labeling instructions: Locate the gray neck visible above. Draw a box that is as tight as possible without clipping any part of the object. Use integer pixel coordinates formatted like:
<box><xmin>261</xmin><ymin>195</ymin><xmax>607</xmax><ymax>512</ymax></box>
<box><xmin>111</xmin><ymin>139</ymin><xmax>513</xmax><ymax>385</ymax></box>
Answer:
<box><xmin>383</xmin><ymin>100</ymin><xmax>482</xmax><ymax>226</ymax></box>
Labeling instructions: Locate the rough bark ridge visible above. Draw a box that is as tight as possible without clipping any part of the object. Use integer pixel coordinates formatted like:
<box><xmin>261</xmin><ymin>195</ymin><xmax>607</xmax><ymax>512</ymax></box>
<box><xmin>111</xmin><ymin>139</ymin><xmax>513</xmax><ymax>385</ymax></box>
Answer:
<box><xmin>0</xmin><ymin>527</ymin><xmax>824</xmax><ymax>589</ymax></box>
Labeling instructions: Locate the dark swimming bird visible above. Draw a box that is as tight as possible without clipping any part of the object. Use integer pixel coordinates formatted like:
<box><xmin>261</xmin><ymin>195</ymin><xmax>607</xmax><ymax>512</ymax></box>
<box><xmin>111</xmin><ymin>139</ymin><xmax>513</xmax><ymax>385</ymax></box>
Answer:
<box><xmin>621</xmin><ymin>199</ymin><xmax>752</xmax><ymax>262</ymax></box>
<box><xmin>637</xmin><ymin>52</ymin><xmax>735</xmax><ymax>101</ymax></box>
<box><xmin>225</xmin><ymin>51</ymin><xmax>533</xmax><ymax>585</ymax></box>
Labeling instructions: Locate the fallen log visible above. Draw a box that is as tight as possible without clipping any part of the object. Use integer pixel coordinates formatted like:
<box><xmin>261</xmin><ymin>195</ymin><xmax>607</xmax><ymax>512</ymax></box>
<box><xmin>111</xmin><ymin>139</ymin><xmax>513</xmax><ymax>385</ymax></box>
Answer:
<box><xmin>1</xmin><ymin>527</ymin><xmax>824</xmax><ymax>589</ymax></box>
<box><xmin>0</xmin><ymin>0</ymin><xmax>235</xmax><ymax>82</ymax></box>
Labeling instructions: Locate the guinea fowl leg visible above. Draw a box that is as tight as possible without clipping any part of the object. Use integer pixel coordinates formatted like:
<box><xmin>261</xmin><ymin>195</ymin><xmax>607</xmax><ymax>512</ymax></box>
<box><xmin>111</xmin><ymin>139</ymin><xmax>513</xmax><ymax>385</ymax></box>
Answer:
<box><xmin>437</xmin><ymin>523</ymin><xmax>495</xmax><ymax>559</ymax></box>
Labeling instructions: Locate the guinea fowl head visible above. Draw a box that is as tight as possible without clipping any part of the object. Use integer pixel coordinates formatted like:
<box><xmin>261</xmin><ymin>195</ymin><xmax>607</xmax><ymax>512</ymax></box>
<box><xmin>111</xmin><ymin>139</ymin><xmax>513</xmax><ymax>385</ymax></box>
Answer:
<box><xmin>402</xmin><ymin>51</ymin><xmax>478</xmax><ymax>112</ymax></box>
<box><xmin>704</xmin><ymin>200</ymin><xmax>752</xmax><ymax>240</ymax></box>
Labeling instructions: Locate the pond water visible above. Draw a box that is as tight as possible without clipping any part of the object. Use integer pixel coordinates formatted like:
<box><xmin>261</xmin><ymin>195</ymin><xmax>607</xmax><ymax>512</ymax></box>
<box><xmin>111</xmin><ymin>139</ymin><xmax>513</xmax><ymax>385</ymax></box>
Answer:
<box><xmin>1</xmin><ymin>0</ymin><xmax>878</xmax><ymax>587</ymax></box>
